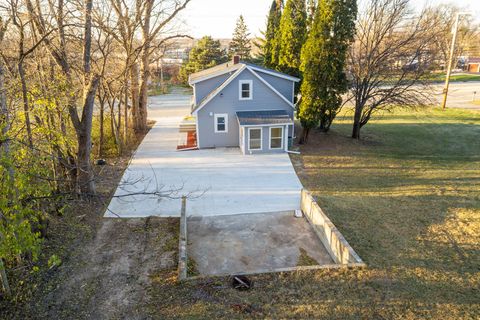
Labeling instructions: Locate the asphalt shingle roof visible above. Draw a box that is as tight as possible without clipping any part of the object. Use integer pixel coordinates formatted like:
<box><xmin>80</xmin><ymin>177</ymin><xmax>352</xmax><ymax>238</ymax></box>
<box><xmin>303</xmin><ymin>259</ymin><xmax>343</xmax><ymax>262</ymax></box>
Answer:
<box><xmin>236</xmin><ymin>110</ymin><xmax>293</xmax><ymax>126</ymax></box>
<box><xmin>188</xmin><ymin>60</ymin><xmax>300</xmax><ymax>84</ymax></box>
<box><xmin>189</xmin><ymin>62</ymin><xmax>242</xmax><ymax>83</ymax></box>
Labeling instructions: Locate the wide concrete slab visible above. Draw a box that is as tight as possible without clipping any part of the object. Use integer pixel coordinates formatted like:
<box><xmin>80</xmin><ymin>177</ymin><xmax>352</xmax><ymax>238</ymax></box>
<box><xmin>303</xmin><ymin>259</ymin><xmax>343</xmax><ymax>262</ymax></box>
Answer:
<box><xmin>187</xmin><ymin>211</ymin><xmax>334</xmax><ymax>276</ymax></box>
<box><xmin>105</xmin><ymin>88</ymin><xmax>303</xmax><ymax>218</ymax></box>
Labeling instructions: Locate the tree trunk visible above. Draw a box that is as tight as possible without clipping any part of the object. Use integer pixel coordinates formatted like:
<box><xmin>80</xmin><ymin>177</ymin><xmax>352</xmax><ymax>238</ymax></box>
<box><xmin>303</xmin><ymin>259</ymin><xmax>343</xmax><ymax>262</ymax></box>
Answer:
<box><xmin>77</xmin><ymin>131</ymin><xmax>93</xmax><ymax>194</ymax></box>
<box><xmin>0</xmin><ymin>55</ymin><xmax>12</xmax><ymax>297</ymax></box>
<box><xmin>107</xmin><ymin>94</ymin><xmax>122</xmax><ymax>154</ymax></box>
<box><xmin>352</xmin><ymin>105</ymin><xmax>362</xmax><ymax>139</ymax></box>
<box><xmin>298</xmin><ymin>127</ymin><xmax>310</xmax><ymax>144</ymax></box>
<box><xmin>136</xmin><ymin>0</ymin><xmax>153</xmax><ymax>134</ymax></box>
<box><xmin>77</xmin><ymin>76</ymin><xmax>100</xmax><ymax>194</ymax></box>
<box><xmin>18</xmin><ymin>61</ymin><xmax>33</xmax><ymax>148</ymax></box>
<box><xmin>130</xmin><ymin>63</ymin><xmax>140</xmax><ymax>132</ymax></box>
<box><xmin>123</xmin><ymin>83</ymin><xmax>128</xmax><ymax>147</ymax></box>
<box><xmin>138</xmin><ymin>53</ymin><xmax>149</xmax><ymax>133</ymax></box>
<box><xmin>99</xmin><ymin>98</ymin><xmax>104</xmax><ymax>157</ymax></box>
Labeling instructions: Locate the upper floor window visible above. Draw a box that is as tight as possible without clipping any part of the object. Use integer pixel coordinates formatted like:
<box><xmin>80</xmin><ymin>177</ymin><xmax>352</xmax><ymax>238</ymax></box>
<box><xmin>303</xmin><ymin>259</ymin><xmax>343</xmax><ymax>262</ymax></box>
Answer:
<box><xmin>214</xmin><ymin>113</ymin><xmax>228</xmax><ymax>133</ymax></box>
<box><xmin>239</xmin><ymin>80</ymin><xmax>253</xmax><ymax>100</ymax></box>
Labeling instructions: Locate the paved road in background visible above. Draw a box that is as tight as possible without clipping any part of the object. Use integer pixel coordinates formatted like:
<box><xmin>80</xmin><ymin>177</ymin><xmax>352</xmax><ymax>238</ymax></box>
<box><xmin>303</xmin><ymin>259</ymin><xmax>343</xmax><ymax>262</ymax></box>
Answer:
<box><xmin>432</xmin><ymin>81</ymin><xmax>480</xmax><ymax>110</ymax></box>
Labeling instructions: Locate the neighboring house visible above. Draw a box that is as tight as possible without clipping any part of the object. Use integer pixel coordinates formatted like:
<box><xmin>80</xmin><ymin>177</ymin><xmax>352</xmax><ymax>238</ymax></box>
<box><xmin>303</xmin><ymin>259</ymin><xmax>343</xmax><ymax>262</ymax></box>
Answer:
<box><xmin>466</xmin><ymin>57</ymin><xmax>480</xmax><ymax>73</ymax></box>
<box><xmin>186</xmin><ymin>56</ymin><xmax>300</xmax><ymax>154</ymax></box>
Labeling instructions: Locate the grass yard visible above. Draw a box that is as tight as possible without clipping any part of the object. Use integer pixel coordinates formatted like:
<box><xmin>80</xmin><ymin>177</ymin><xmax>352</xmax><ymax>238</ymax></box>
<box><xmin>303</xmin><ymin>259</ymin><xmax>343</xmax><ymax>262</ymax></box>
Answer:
<box><xmin>428</xmin><ymin>73</ymin><xmax>480</xmax><ymax>83</ymax></box>
<box><xmin>146</xmin><ymin>107</ymin><xmax>479</xmax><ymax>319</ymax></box>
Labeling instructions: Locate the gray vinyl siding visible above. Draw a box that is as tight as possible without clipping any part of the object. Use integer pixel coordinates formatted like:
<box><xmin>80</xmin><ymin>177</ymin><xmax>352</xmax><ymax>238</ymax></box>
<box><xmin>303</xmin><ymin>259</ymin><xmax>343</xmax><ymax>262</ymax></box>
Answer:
<box><xmin>255</xmin><ymin>70</ymin><xmax>294</xmax><ymax>103</ymax></box>
<box><xmin>196</xmin><ymin>68</ymin><xmax>294</xmax><ymax>149</ymax></box>
<box><xmin>241</xmin><ymin>125</ymin><xmax>288</xmax><ymax>154</ymax></box>
<box><xmin>193</xmin><ymin>72</ymin><xmax>233</xmax><ymax>105</ymax></box>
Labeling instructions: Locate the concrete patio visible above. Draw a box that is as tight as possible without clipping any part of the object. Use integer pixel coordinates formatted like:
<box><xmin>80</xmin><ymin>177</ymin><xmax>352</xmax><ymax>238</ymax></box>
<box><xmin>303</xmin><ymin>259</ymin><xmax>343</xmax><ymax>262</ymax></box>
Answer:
<box><xmin>187</xmin><ymin>211</ymin><xmax>334</xmax><ymax>276</ymax></box>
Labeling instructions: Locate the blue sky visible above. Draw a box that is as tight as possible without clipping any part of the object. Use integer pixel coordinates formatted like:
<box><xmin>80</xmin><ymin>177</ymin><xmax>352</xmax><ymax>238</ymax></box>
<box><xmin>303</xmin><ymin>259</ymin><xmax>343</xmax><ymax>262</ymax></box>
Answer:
<box><xmin>180</xmin><ymin>0</ymin><xmax>480</xmax><ymax>38</ymax></box>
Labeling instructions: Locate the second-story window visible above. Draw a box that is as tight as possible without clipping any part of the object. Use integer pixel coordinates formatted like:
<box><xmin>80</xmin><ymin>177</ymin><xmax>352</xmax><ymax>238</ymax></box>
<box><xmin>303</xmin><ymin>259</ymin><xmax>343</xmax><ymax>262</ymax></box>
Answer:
<box><xmin>239</xmin><ymin>80</ymin><xmax>253</xmax><ymax>100</ymax></box>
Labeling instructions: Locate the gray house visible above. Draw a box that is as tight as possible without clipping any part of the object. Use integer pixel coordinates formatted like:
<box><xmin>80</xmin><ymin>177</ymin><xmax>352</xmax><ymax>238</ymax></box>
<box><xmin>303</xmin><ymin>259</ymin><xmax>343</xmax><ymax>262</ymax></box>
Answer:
<box><xmin>188</xmin><ymin>57</ymin><xmax>300</xmax><ymax>154</ymax></box>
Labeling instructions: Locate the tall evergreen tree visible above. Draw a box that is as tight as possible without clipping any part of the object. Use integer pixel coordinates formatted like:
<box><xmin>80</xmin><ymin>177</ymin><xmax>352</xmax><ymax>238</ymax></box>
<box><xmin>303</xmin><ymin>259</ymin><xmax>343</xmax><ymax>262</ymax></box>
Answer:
<box><xmin>263</xmin><ymin>0</ymin><xmax>283</xmax><ymax>68</ymax></box>
<box><xmin>298</xmin><ymin>0</ymin><xmax>357</xmax><ymax>143</ymax></box>
<box><xmin>276</xmin><ymin>0</ymin><xmax>307</xmax><ymax>76</ymax></box>
<box><xmin>228</xmin><ymin>15</ymin><xmax>252</xmax><ymax>60</ymax></box>
<box><xmin>179</xmin><ymin>36</ymin><xmax>228</xmax><ymax>83</ymax></box>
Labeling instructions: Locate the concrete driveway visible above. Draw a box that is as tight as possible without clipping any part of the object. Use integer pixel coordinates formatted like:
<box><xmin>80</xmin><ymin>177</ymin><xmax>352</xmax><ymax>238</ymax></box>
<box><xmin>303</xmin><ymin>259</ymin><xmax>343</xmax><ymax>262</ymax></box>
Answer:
<box><xmin>105</xmin><ymin>88</ymin><xmax>303</xmax><ymax>218</ymax></box>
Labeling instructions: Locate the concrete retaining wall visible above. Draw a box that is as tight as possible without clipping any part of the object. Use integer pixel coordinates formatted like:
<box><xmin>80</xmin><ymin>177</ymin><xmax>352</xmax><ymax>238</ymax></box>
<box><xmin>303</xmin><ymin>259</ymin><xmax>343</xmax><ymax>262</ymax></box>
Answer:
<box><xmin>178</xmin><ymin>196</ymin><xmax>188</xmax><ymax>280</ymax></box>
<box><xmin>301</xmin><ymin>189</ymin><xmax>365</xmax><ymax>266</ymax></box>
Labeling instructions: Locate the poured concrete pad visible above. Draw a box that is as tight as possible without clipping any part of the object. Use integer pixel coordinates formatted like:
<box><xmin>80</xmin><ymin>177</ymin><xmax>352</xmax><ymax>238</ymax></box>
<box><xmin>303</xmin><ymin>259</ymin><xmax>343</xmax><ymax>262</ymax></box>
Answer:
<box><xmin>187</xmin><ymin>211</ymin><xmax>334</xmax><ymax>276</ymax></box>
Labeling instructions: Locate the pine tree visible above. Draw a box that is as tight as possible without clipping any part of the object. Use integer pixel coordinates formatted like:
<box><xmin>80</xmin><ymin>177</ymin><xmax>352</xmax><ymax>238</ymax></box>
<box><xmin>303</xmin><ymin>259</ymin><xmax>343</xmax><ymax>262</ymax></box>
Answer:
<box><xmin>298</xmin><ymin>0</ymin><xmax>357</xmax><ymax>143</ymax></box>
<box><xmin>179</xmin><ymin>36</ymin><xmax>228</xmax><ymax>83</ymax></box>
<box><xmin>263</xmin><ymin>0</ymin><xmax>283</xmax><ymax>68</ymax></box>
<box><xmin>228</xmin><ymin>15</ymin><xmax>252</xmax><ymax>60</ymax></box>
<box><xmin>276</xmin><ymin>0</ymin><xmax>307</xmax><ymax>76</ymax></box>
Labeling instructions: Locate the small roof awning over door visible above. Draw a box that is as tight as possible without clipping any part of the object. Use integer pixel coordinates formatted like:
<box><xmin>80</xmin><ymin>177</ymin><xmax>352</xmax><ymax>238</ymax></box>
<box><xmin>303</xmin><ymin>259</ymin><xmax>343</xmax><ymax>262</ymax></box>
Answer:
<box><xmin>236</xmin><ymin>110</ymin><xmax>293</xmax><ymax>126</ymax></box>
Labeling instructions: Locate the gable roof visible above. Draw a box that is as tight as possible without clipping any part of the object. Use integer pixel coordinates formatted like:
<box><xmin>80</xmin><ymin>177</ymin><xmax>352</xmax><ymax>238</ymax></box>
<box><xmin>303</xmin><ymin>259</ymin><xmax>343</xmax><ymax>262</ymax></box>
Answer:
<box><xmin>189</xmin><ymin>61</ymin><xmax>243</xmax><ymax>84</ymax></box>
<box><xmin>189</xmin><ymin>60</ymin><xmax>300</xmax><ymax>85</ymax></box>
<box><xmin>243</xmin><ymin>63</ymin><xmax>300</xmax><ymax>82</ymax></box>
<box><xmin>191</xmin><ymin>66</ymin><xmax>295</xmax><ymax>115</ymax></box>
<box><xmin>193</xmin><ymin>65</ymin><xmax>247</xmax><ymax>113</ymax></box>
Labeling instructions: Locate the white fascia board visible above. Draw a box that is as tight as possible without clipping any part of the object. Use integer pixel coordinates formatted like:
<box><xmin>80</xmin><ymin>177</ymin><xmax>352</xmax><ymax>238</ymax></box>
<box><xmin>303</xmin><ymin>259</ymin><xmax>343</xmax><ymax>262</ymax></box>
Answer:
<box><xmin>192</xmin><ymin>65</ymin><xmax>247</xmax><ymax>116</ymax></box>
<box><xmin>248</xmin><ymin>65</ymin><xmax>300</xmax><ymax>82</ymax></box>
<box><xmin>246</xmin><ymin>67</ymin><xmax>295</xmax><ymax>109</ymax></box>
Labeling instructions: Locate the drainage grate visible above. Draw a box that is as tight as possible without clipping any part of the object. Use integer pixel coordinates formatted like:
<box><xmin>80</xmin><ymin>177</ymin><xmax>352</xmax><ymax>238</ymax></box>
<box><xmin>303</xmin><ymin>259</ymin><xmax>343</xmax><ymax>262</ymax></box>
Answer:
<box><xmin>231</xmin><ymin>275</ymin><xmax>252</xmax><ymax>291</ymax></box>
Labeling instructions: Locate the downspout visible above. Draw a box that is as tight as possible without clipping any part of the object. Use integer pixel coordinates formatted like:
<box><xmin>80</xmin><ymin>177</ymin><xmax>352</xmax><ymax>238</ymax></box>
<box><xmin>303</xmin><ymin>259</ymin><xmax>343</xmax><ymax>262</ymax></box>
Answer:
<box><xmin>286</xmin><ymin>95</ymin><xmax>302</xmax><ymax>154</ymax></box>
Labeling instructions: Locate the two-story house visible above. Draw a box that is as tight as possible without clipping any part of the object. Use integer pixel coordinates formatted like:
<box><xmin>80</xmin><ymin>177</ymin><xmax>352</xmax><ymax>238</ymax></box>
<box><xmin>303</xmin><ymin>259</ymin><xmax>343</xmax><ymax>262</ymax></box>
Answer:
<box><xmin>188</xmin><ymin>56</ymin><xmax>300</xmax><ymax>154</ymax></box>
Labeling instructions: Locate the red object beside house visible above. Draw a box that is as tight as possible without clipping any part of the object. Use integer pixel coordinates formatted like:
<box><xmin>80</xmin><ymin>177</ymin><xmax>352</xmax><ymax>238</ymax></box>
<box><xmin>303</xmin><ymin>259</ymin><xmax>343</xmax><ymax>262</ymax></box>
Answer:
<box><xmin>177</xmin><ymin>131</ymin><xmax>198</xmax><ymax>150</ymax></box>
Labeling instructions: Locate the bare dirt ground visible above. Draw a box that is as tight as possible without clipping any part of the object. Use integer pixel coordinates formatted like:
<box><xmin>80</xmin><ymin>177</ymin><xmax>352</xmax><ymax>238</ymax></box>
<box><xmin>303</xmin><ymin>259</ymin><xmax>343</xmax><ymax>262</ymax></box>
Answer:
<box><xmin>29</xmin><ymin>217</ymin><xmax>179</xmax><ymax>320</ymax></box>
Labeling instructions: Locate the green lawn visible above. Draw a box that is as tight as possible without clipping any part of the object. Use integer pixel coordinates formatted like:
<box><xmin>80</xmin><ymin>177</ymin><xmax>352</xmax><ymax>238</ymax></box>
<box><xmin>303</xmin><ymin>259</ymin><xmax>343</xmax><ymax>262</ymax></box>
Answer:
<box><xmin>146</xmin><ymin>107</ymin><xmax>479</xmax><ymax>319</ymax></box>
<box><xmin>428</xmin><ymin>73</ymin><xmax>480</xmax><ymax>82</ymax></box>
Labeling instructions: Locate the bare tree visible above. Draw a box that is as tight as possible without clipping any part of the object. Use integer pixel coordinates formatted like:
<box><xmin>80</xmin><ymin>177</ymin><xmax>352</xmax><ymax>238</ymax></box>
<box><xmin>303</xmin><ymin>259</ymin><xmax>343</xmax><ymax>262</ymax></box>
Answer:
<box><xmin>348</xmin><ymin>0</ymin><xmax>439</xmax><ymax>139</ymax></box>
<box><xmin>26</xmin><ymin>0</ymin><xmax>100</xmax><ymax>193</ymax></box>
<box><xmin>97</xmin><ymin>0</ymin><xmax>191</xmax><ymax>133</ymax></box>
<box><xmin>425</xmin><ymin>4</ymin><xmax>477</xmax><ymax>70</ymax></box>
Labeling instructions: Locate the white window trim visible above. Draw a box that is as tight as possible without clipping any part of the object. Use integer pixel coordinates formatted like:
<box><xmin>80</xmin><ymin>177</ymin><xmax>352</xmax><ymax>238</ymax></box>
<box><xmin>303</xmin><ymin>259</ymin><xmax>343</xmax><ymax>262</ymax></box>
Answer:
<box><xmin>239</xmin><ymin>80</ymin><xmax>253</xmax><ymax>100</ymax></box>
<box><xmin>248</xmin><ymin>127</ymin><xmax>262</xmax><ymax>151</ymax></box>
<box><xmin>269</xmin><ymin>126</ymin><xmax>284</xmax><ymax>150</ymax></box>
<box><xmin>214</xmin><ymin>113</ymin><xmax>228</xmax><ymax>133</ymax></box>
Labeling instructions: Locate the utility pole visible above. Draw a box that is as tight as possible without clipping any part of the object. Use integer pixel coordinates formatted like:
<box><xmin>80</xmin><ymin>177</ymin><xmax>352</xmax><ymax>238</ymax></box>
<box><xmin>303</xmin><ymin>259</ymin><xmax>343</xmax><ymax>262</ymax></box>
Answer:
<box><xmin>442</xmin><ymin>12</ymin><xmax>472</xmax><ymax>110</ymax></box>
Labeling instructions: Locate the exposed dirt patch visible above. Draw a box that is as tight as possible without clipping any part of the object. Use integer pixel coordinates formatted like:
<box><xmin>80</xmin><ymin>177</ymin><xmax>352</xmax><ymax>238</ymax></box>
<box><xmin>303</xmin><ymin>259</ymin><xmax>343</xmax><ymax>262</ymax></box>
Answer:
<box><xmin>34</xmin><ymin>217</ymin><xmax>179</xmax><ymax>319</ymax></box>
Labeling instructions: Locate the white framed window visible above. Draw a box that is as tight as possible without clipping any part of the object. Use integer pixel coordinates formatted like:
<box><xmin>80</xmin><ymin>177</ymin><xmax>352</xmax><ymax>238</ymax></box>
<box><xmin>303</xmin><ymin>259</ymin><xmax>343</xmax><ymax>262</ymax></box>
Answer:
<box><xmin>248</xmin><ymin>128</ymin><xmax>262</xmax><ymax>151</ymax></box>
<box><xmin>239</xmin><ymin>80</ymin><xmax>253</xmax><ymax>100</ymax></box>
<box><xmin>214</xmin><ymin>113</ymin><xmax>228</xmax><ymax>133</ymax></box>
<box><xmin>269</xmin><ymin>126</ymin><xmax>283</xmax><ymax>149</ymax></box>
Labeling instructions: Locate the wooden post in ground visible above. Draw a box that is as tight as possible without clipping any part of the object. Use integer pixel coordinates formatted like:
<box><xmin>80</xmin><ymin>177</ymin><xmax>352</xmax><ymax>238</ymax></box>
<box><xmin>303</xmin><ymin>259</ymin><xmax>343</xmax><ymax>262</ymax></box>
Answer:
<box><xmin>178</xmin><ymin>196</ymin><xmax>188</xmax><ymax>280</ymax></box>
